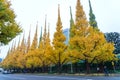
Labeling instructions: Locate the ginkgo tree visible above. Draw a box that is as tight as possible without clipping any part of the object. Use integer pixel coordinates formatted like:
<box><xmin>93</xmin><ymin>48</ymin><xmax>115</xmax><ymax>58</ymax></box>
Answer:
<box><xmin>0</xmin><ymin>0</ymin><xmax>22</xmax><ymax>45</ymax></box>
<box><xmin>16</xmin><ymin>35</ymin><xmax>26</xmax><ymax>70</ymax></box>
<box><xmin>69</xmin><ymin>0</ymin><xmax>116</xmax><ymax>73</ymax></box>
<box><xmin>2</xmin><ymin>41</ymin><xmax>18</xmax><ymax>70</ymax></box>
<box><xmin>25</xmin><ymin>25</ymin><xmax>39</xmax><ymax>71</ymax></box>
<box><xmin>35</xmin><ymin>18</ymin><xmax>53</xmax><ymax>72</ymax></box>
<box><xmin>51</xmin><ymin>5</ymin><xmax>68</xmax><ymax>73</ymax></box>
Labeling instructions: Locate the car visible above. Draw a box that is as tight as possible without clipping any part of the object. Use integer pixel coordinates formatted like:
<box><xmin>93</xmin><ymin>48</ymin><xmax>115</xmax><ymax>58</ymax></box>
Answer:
<box><xmin>2</xmin><ymin>70</ymin><xmax>11</xmax><ymax>74</ymax></box>
<box><xmin>0</xmin><ymin>68</ymin><xmax>4</xmax><ymax>72</ymax></box>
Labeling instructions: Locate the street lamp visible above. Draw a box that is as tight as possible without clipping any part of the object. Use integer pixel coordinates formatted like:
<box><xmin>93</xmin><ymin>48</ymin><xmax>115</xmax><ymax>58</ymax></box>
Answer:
<box><xmin>50</xmin><ymin>64</ymin><xmax>52</xmax><ymax>73</ymax></box>
<box><xmin>70</xmin><ymin>56</ymin><xmax>73</xmax><ymax>73</ymax></box>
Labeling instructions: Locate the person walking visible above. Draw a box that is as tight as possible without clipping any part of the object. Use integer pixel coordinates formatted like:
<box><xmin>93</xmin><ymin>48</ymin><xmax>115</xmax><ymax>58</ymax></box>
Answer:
<box><xmin>104</xmin><ymin>66</ymin><xmax>109</xmax><ymax>76</ymax></box>
<box><xmin>97</xmin><ymin>67</ymin><xmax>100</xmax><ymax>73</ymax></box>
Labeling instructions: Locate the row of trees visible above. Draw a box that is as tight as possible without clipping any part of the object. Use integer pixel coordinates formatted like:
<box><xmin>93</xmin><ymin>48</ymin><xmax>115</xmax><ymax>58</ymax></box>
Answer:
<box><xmin>2</xmin><ymin>0</ymin><xmax>117</xmax><ymax>73</ymax></box>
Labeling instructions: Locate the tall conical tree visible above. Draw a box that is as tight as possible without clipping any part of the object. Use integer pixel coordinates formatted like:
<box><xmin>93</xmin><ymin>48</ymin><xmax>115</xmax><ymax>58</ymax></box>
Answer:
<box><xmin>69</xmin><ymin>0</ymin><xmax>90</xmax><ymax>73</ymax></box>
<box><xmin>38</xmin><ymin>27</ymin><xmax>42</xmax><ymax>48</ymax></box>
<box><xmin>75</xmin><ymin>0</ymin><xmax>88</xmax><ymax>28</ymax></box>
<box><xmin>89</xmin><ymin>0</ymin><xmax>98</xmax><ymax>28</ymax></box>
<box><xmin>69</xmin><ymin>6</ymin><xmax>75</xmax><ymax>38</ymax></box>
<box><xmin>42</xmin><ymin>16</ymin><xmax>47</xmax><ymax>65</ymax></box>
<box><xmin>20</xmin><ymin>34</ymin><xmax>26</xmax><ymax>53</ymax></box>
<box><xmin>46</xmin><ymin>24</ymin><xmax>50</xmax><ymax>46</ymax></box>
<box><xmin>17</xmin><ymin>34</ymin><xmax>26</xmax><ymax>69</ymax></box>
<box><xmin>43</xmin><ymin>16</ymin><xmax>47</xmax><ymax>48</ymax></box>
<box><xmin>16</xmin><ymin>36</ymin><xmax>21</xmax><ymax>50</ymax></box>
<box><xmin>7</xmin><ymin>47</ymin><xmax>11</xmax><ymax>56</ymax></box>
<box><xmin>25</xmin><ymin>24</ymin><xmax>39</xmax><ymax>69</ymax></box>
<box><xmin>47</xmin><ymin>24</ymin><xmax>50</xmax><ymax>42</ymax></box>
<box><xmin>26</xmin><ymin>27</ymin><xmax>31</xmax><ymax>53</ymax></box>
<box><xmin>13</xmin><ymin>41</ymin><xmax>16</xmax><ymax>51</ymax></box>
<box><xmin>30</xmin><ymin>24</ymin><xmax>38</xmax><ymax>50</ymax></box>
<box><xmin>7</xmin><ymin>40</ymin><xmax>18</xmax><ymax>69</ymax></box>
<box><xmin>52</xmin><ymin>5</ymin><xmax>67</xmax><ymax>73</ymax></box>
<box><xmin>10</xmin><ymin>41</ymin><xmax>15</xmax><ymax>53</ymax></box>
<box><xmin>45</xmin><ymin>24</ymin><xmax>53</xmax><ymax>66</ymax></box>
<box><xmin>36</xmin><ymin>17</ymin><xmax>48</xmax><ymax>72</ymax></box>
<box><xmin>69</xmin><ymin>0</ymin><xmax>88</xmax><ymax>52</ymax></box>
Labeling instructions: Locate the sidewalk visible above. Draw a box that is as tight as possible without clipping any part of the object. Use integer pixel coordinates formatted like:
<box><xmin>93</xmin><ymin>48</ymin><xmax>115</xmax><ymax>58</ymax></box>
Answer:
<box><xmin>33</xmin><ymin>72</ymin><xmax>120</xmax><ymax>77</ymax></box>
<box><xmin>15</xmin><ymin>72</ymin><xmax>120</xmax><ymax>77</ymax></box>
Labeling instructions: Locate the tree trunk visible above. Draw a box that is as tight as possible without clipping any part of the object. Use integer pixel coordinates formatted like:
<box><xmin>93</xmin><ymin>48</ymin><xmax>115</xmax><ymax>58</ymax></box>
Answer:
<box><xmin>57</xmin><ymin>52</ymin><xmax>62</xmax><ymax>74</ymax></box>
<box><xmin>42</xmin><ymin>65</ymin><xmax>45</xmax><ymax>73</ymax></box>
<box><xmin>99</xmin><ymin>62</ymin><xmax>104</xmax><ymax>73</ymax></box>
<box><xmin>57</xmin><ymin>62</ymin><xmax>62</xmax><ymax>74</ymax></box>
<box><xmin>86</xmin><ymin>60</ymin><xmax>90</xmax><ymax>74</ymax></box>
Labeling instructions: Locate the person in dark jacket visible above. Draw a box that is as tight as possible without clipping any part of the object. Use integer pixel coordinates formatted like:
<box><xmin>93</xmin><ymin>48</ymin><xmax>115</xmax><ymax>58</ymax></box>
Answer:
<box><xmin>104</xmin><ymin>66</ymin><xmax>109</xmax><ymax>76</ymax></box>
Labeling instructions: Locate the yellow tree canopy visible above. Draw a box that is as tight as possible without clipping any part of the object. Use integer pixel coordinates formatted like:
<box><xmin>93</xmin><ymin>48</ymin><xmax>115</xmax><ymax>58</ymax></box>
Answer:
<box><xmin>52</xmin><ymin>5</ymin><xmax>68</xmax><ymax>66</ymax></box>
<box><xmin>70</xmin><ymin>27</ymin><xmax>116</xmax><ymax>63</ymax></box>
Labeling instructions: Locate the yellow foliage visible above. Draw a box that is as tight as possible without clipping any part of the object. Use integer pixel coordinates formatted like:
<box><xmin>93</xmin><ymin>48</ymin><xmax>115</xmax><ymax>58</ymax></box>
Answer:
<box><xmin>70</xmin><ymin>26</ymin><xmax>116</xmax><ymax>63</ymax></box>
<box><xmin>25</xmin><ymin>49</ymin><xmax>42</xmax><ymax>68</ymax></box>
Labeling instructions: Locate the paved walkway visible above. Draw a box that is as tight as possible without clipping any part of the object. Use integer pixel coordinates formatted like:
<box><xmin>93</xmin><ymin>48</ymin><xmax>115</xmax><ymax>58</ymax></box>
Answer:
<box><xmin>33</xmin><ymin>72</ymin><xmax>120</xmax><ymax>77</ymax></box>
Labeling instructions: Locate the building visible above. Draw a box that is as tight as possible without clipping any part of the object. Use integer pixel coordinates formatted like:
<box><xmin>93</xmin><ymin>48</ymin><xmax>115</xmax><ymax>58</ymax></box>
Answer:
<box><xmin>0</xmin><ymin>58</ymin><xmax>2</xmax><ymax>62</ymax></box>
<box><xmin>63</xmin><ymin>28</ymin><xmax>69</xmax><ymax>45</ymax></box>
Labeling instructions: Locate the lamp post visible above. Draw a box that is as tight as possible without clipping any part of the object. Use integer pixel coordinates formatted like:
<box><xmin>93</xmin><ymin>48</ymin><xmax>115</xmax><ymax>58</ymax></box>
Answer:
<box><xmin>70</xmin><ymin>56</ymin><xmax>73</xmax><ymax>73</ymax></box>
<box><xmin>71</xmin><ymin>62</ymin><xmax>73</xmax><ymax>73</ymax></box>
<box><xmin>50</xmin><ymin>64</ymin><xmax>52</xmax><ymax>73</ymax></box>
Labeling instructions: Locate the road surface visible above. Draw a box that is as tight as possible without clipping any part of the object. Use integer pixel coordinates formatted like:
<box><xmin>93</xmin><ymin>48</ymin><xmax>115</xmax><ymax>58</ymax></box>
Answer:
<box><xmin>0</xmin><ymin>73</ymin><xmax>120</xmax><ymax>80</ymax></box>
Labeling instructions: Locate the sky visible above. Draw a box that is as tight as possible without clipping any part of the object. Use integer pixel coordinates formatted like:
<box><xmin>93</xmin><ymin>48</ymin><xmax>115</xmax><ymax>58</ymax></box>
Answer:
<box><xmin>0</xmin><ymin>0</ymin><xmax>120</xmax><ymax>58</ymax></box>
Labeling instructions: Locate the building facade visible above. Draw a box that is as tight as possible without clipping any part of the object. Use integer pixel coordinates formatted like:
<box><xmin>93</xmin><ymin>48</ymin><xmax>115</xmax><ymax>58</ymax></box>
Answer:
<box><xmin>63</xmin><ymin>28</ymin><xmax>69</xmax><ymax>45</ymax></box>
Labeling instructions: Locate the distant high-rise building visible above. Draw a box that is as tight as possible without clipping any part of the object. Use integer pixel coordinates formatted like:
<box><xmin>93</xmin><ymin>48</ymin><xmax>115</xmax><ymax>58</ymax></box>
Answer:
<box><xmin>63</xmin><ymin>28</ymin><xmax>69</xmax><ymax>45</ymax></box>
<box><xmin>0</xmin><ymin>58</ymin><xmax>2</xmax><ymax>62</ymax></box>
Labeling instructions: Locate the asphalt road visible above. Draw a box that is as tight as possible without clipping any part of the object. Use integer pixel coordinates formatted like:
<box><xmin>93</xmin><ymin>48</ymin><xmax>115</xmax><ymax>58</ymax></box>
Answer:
<box><xmin>0</xmin><ymin>73</ymin><xmax>120</xmax><ymax>80</ymax></box>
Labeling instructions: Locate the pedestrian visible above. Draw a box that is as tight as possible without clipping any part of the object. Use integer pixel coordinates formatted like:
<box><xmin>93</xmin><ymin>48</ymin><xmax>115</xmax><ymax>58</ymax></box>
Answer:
<box><xmin>104</xmin><ymin>66</ymin><xmax>109</xmax><ymax>76</ymax></box>
<box><xmin>97</xmin><ymin>67</ymin><xmax>100</xmax><ymax>73</ymax></box>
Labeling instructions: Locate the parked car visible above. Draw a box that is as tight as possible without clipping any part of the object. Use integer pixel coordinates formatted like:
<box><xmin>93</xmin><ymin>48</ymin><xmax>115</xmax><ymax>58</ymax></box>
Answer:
<box><xmin>2</xmin><ymin>70</ymin><xmax>11</xmax><ymax>74</ymax></box>
<box><xmin>0</xmin><ymin>68</ymin><xmax>4</xmax><ymax>72</ymax></box>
